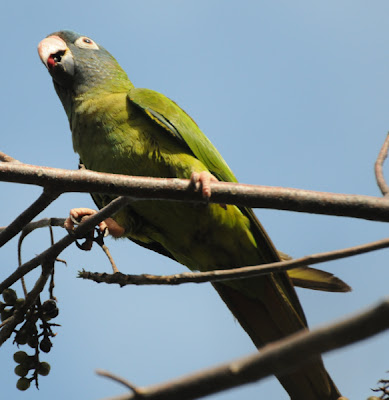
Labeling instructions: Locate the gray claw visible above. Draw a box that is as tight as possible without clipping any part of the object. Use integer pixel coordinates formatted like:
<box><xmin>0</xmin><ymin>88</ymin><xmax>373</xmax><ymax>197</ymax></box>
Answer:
<box><xmin>70</xmin><ymin>214</ymin><xmax>80</xmax><ymax>225</ymax></box>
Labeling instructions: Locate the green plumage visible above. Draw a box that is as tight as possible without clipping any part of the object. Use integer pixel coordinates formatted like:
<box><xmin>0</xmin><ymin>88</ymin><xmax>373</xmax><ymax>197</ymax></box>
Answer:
<box><xmin>39</xmin><ymin>30</ymin><xmax>346</xmax><ymax>399</ymax></box>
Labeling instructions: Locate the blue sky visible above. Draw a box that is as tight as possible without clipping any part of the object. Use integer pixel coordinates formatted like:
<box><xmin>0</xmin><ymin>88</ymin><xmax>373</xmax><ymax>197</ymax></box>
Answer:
<box><xmin>1</xmin><ymin>1</ymin><xmax>389</xmax><ymax>399</ymax></box>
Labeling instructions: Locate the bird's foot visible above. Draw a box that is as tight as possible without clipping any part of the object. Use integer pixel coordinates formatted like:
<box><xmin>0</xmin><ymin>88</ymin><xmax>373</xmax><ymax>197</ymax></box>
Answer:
<box><xmin>190</xmin><ymin>171</ymin><xmax>218</xmax><ymax>199</ymax></box>
<box><xmin>64</xmin><ymin>207</ymin><xmax>125</xmax><ymax>248</ymax></box>
<box><xmin>190</xmin><ymin>171</ymin><xmax>226</xmax><ymax>209</ymax></box>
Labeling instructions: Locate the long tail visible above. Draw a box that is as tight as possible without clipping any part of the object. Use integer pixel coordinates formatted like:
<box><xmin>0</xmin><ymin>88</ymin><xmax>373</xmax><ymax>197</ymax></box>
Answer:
<box><xmin>212</xmin><ymin>281</ymin><xmax>341</xmax><ymax>400</ymax></box>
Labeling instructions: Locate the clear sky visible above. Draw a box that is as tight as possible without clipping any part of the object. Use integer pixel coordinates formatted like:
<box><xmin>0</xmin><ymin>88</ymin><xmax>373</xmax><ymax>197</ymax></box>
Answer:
<box><xmin>1</xmin><ymin>1</ymin><xmax>389</xmax><ymax>399</ymax></box>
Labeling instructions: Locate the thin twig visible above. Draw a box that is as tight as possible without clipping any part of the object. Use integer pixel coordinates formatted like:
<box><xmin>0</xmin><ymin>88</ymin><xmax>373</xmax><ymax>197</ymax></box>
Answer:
<box><xmin>1</xmin><ymin>162</ymin><xmax>389</xmax><ymax>222</ymax></box>
<box><xmin>100</xmin><ymin>244</ymin><xmax>119</xmax><ymax>273</ymax></box>
<box><xmin>99</xmin><ymin>298</ymin><xmax>389</xmax><ymax>400</ymax></box>
<box><xmin>91</xmin><ymin>230</ymin><xmax>120</xmax><ymax>273</ymax></box>
<box><xmin>79</xmin><ymin>236</ymin><xmax>389</xmax><ymax>287</ymax></box>
<box><xmin>0</xmin><ymin>197</ymin><xmax>131</xmax><ymax>294</ymax></box>
<box><xmin>375</xmin><ymin>133</ymin><xmax>389</xmax><ymax>196</ymax></box>
<box><xmin>96</xmin><ymin>369</ymin><xmax>144</xmax><ymax>395</ymax></box>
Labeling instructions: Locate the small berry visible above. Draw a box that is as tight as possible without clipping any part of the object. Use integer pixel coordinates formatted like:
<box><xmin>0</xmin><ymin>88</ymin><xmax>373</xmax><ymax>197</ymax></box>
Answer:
<box><xmin>37</xmin><ymin>362</ymin><xmax>51</xmax><ymax>376</ymax></box>
<box><xmin>2</xmin><ymin>288</ymin><xmax>17</xmax><ymax>305</ymax></box>
<box><xmin>39</xmin><ymin>337</ymin><xmax>52</xmax><ymax>353</ymax></box>
<box><xmin>13</xmin><ymin>351</ymin><xmax>28</xmax><ymax>363</ymax></box>
<box><xmin>16</xmin><ymin>377</ymin><xmax>30</xmax><ymax>391</ymax></box>
<box><xmin>14</xmin><ymin>364</ymin><xmax>29</xmax><ymax>377</ymax></box>
<box><xmin>41</xmin><ymin>299</ymin><xmax>59</xmax><ymax>319</ymax></box>
<box><xmin>41</xmin><ymin>299</ymin><xmax>56</xmax><ymax>312</ymax></box>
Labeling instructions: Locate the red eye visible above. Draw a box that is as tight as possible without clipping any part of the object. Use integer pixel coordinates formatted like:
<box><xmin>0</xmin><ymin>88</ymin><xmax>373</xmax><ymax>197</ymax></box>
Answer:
<box><xmin>83</xmin><ymin>38</ymin><xmax>92</xmax><ymax>44</ymax></box>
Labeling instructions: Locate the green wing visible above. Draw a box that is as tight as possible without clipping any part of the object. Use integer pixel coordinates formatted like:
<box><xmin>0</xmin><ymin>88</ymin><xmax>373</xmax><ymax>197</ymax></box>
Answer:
<box><xmin>128</xmin><ymin>88</ymin><xmax>237</xmax><ymax>183</ymax></box>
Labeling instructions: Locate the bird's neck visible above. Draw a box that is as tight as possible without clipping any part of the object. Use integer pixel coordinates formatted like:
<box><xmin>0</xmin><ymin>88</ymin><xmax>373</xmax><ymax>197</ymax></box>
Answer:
<box><xmin>69</xmin><ymin>87</ymin><xmax>131</xmax><ymax>172</ymax></box>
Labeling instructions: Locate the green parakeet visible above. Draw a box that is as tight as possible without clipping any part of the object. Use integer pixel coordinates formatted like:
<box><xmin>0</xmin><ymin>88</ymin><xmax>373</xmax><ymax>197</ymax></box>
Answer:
<box><xmin>38</xmin><ymin>31</ymin><xmax>349</xmax><ymax>399</ymax></box>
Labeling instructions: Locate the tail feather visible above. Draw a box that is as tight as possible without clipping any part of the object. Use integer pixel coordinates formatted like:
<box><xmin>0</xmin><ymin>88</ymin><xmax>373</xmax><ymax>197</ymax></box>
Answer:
<box><xmin>212</xmin><ymin>281</ymin><xmax>341</xmax><ymax>400</ymax></box>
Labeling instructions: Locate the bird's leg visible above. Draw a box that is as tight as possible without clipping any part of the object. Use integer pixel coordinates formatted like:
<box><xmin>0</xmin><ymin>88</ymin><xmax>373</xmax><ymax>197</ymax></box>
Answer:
<box><xmin>64</xmin><ymin>208</ymin><xmax>125</xmax><ymax>239</ymax></box>
<box><xmin>190</xmin><ymin>171</ymin><xmax>226</xmax><ymax>209</ymax></box>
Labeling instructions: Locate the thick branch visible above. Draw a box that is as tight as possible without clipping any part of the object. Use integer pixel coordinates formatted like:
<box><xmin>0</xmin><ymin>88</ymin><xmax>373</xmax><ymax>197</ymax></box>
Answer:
<box><xmin>0</xmin><ymin>162</ymin><xmax>389</xmax><ymax>222</ymax></box>
<box><xmin>100</xmin><ymin>298</ymin><xmax>389</xmax><ymax>400</ymax></box>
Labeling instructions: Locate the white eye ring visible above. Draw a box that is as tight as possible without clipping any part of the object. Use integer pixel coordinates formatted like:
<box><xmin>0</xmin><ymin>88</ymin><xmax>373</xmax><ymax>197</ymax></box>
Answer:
<box><xmin>74</xmin><ymin>36</ymin><xmax>99</xmax><ymax>50</ymax></box>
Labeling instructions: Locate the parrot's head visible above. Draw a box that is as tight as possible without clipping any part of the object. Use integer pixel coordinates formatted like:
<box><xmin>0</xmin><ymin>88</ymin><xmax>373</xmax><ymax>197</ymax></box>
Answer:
<box><xmin>38</xmin><ymin>30</ymin><xmax>130</xmax><ymax>106</ymax></box>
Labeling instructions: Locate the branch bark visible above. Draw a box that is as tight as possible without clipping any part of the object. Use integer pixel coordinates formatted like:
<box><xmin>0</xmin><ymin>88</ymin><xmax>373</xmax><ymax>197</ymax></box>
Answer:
<box><xmin>0</xmin><ymin>162</ymin><xmax>389</xmax><ymax>222</ymax></box>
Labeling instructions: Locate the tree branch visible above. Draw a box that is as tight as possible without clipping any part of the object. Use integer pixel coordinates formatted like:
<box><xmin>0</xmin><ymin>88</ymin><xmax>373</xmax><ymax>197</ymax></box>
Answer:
<box><xmin>0</xmin><ymin>162</ymin><xmax>389</xmax><ymax>222</ymax></box>
<box><xmin>79</xmin><ymin>236</ymin><xmax>388</xmax><ymax>287</ymax></box>
<box><xmin>99</xmin><ymin>298</ymin><xmax>389</xmax><ymax>400</ymax></box>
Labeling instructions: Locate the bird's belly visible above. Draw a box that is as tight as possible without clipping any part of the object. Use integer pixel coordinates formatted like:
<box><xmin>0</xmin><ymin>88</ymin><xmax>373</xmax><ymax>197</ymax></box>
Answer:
<box><xmin>123</xmin><ymin>199</ymin><xmax>260</xmax><ymax>272</ymax></box>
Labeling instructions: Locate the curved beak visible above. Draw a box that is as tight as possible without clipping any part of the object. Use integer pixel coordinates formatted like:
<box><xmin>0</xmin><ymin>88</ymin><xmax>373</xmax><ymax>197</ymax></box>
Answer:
<box><xmin>38</xmin><ymin>36</ymin><xmax>74</xmax><ymax>76</ymax></box>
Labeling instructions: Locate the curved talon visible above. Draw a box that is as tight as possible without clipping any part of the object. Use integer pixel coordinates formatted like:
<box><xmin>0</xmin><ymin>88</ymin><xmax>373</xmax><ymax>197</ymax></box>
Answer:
<box><xmin>70</xmin><ymin>214</ymin><xmax>81</xmax><ymax>225</ymax></box>
<box><xmin>75</xmin><ymin>238</ymin><xmax>94</xmax><ymax>251</ymax></box>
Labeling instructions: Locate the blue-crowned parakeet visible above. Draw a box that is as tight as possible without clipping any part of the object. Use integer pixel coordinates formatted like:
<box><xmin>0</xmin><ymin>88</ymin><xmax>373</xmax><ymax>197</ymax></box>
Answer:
<box><xmin>38</xmin><ymin>31</ymin><xmax>348</xmax><ymax>399</ymax></box>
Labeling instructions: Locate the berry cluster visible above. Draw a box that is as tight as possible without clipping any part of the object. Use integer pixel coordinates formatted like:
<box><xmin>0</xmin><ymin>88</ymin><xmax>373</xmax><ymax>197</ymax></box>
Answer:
<box><xmin>1</xmin><ymin>288</ymin><xmax>59</xmax><ymax>390</ymax></box>
<box><xmin>13</xmin><ymin>351</ymin><xmax>50</xmax><ymax>390</ymax></box>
